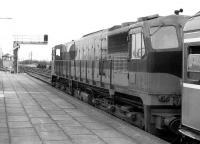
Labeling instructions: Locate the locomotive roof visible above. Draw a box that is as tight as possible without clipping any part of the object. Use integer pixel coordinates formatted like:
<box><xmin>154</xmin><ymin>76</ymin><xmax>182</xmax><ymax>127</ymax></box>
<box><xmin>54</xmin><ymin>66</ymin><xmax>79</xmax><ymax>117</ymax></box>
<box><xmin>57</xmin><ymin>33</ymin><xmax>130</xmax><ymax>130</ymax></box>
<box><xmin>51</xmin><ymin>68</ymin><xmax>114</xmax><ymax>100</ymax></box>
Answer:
<box><xmin>107</xmin><ymin>15</ymin><xmax>189</xmax><ymax>36</ymax></box>
<box><xmin>71</xmin><ymin>14</ymin><xmax>189</xmax><ymax>43</ymax></box>
<box><xmin>129</xmin><ymin>14</ymin><xmax>189</xmax><ymax>28</ymax></box>
<box><xmin>82</xmin><ymin>30</ymin><xmax>104</xmax><ymax>37</ymax></box>
<box><xmin>107</xmin><ymin>26</ymin><xmax>129</xmax><ymax>36</ymax></box>
<box><xmin>79</xmin><ymin>29</ymin><xmax>107</xmax><ymax>40</ymax></box>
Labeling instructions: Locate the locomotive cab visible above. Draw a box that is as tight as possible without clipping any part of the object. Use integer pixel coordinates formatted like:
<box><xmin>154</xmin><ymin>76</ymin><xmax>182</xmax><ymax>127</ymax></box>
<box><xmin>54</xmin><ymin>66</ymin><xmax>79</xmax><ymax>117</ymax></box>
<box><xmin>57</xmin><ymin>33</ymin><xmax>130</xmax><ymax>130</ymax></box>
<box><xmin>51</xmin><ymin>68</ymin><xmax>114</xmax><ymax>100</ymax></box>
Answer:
<box><xmin>128</xmin><ymin>15</ymin><xmax>188</xmax><ymax>106</ymax></box>
<box><xmin>180</xmin><ymin>12</ymin><xmax>200</xmax><ymax>142</ymax></box>
<box><xmin>127</xmin><ymin>15</ymin><xmax>189</xmax><ymax>133</ymax></box>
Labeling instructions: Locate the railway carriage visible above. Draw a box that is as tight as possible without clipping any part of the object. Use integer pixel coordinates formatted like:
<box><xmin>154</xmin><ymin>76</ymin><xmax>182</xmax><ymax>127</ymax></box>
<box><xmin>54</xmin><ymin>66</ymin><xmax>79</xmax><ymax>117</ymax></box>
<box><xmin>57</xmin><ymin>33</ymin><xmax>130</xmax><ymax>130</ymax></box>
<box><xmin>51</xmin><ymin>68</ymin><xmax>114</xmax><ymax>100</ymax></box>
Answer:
<box><xmin>51</xmin><ymin>14</ymin><xmax>188</xmax><ymax>134</ymax></box>
<box><xmin>179</xmin><ymin>12</ymin><xmax>200</xmax><ymax>143</ymax></box>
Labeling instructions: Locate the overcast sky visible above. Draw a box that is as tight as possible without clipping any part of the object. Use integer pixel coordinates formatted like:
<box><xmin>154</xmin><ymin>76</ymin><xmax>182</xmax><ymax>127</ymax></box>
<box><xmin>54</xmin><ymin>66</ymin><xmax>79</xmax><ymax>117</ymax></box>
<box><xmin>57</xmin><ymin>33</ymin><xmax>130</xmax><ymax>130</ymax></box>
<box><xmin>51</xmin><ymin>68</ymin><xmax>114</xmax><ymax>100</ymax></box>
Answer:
<box><xmin>0</xmin><ymin>0</ymin><xmax>199</xmax><ymax>61</ymax></box>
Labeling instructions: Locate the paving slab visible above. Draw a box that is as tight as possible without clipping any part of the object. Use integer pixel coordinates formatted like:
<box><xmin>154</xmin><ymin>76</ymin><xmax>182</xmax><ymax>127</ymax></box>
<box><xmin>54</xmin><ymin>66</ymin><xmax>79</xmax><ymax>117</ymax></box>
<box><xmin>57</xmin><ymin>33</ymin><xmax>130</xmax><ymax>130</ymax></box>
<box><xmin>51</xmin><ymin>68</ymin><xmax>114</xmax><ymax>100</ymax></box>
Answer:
<box><xmin>56</xmin><ymin>119</ymin><xmax>82</xmax><ymax>127</ymax></box>
<box><xmin>102</xmin><ymin>137</ymin><xmax>136</xmax><ymax>144</ymax></box>
<box><xmin>74</xmin><ymin>116</ymin><xmax>97</xmax><ymax>123</ymax></box>
<box><xmin>0</xmin><ymin>137</ymin><xmax>9</xmax><ymax>144</ymax></box>
<box><xmin>71</xmin><ymin>135</ymin><xmax>106</xmax><ymax>144</ymax></box>
<box><xmin>0</xmin><ymin>72</ymin><xmax>168</xmax><ymax>144</ymax></box>
<box><xmin>0</xmin><ymin>127</ymin><xmax>8</xmax><ymax>133</ymax></box>
<box><xmin>46</xmin><ymin>110</ymin><xmax>66</xmax><ymax>115</ymax></box>
<box><xmin>27</xmin><ymin>111</ymin><xmax>49</xmax><ymax>118</ymax></box>
<box><xmin>10</xmin><ymin>128</ymin><xmax>37</xmax><ymax>137</ymax></box>
<box><xmin>39</xmin><ymin>131</ymin><xmax>69</xmax><ymax>141</ymax></box>
<box><xmin>31</xmin><ymin>117</ymin><xmax>55</xmax><ymax>124</ymax></box>
<box><xmin>8</xmin><ymin>116</ymin><xmax>29</xmax><ymax>122</ymax></box>
<box><xmin>34</xmin><ymin>123</ymin><xmax>61</xmax><ymax>132</ymax></box>
<box><xmin>0</xmin><ymin>122</ymin><xmax>7</xmax><ymax>128</ymax></box>
<box><xmin>50</xmin><ymin>115</ymin><xmax>72</xmax><ymax>120</ymax></box>
<box><xmin>44</xmin><ymin>141</ymin><xmax>74</xmax><ymax>144</ymax></box>
<box><xmin>11</xmin><ymin>136</ymin><xmax>42</xmax><ymax>144</ymax></box>
<box><xmin>82</xmin><ymin>122</ymin><xmax>111</xmax><ymax>130</ymax></box>
<box><xmin>63</xmin><ymin>109</ymin><xmax>87</xmax><ymax>117</ymax></box>
<box><xmin>62</xmin><ymin>126</ymin><xmax>93</xmax><ymax>135</ymax></box>
<box><xmin>91</xmin><ymin>129</ymin><xmax>125</xmax><ymax>138</ymax></box>
<box><xmin>8</xmin><ymin>121</ymin><xmax>32</xmax><ymax>128</ymax></box>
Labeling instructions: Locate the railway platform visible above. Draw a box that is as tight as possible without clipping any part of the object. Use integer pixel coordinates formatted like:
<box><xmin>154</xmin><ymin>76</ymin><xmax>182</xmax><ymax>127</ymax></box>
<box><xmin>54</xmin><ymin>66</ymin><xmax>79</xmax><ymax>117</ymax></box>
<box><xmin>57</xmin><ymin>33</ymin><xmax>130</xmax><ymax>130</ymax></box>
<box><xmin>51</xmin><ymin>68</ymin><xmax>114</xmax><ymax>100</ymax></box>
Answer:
<box><xmin>0</xmin><ymin>71</ymin><xmax>168</xmax><ymax>144</ymax></box>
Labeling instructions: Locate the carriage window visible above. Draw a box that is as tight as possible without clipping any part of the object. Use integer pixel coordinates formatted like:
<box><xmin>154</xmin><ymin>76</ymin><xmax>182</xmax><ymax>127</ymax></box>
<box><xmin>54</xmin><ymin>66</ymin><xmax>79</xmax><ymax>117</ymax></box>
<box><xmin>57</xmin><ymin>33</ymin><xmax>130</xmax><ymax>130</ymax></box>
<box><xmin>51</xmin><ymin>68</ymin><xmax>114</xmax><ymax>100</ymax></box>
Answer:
<box><xmin>187</xmin><ymin>54</ymin><xmax>200</xmax><ymax>72</ymax></box>
<box><xmin>151</xmin><ymin>26</ymin><xmax>178</xmax><ymax>49</ymax></box>
<box><xmin>187</xmin><ymin>46</ymin><xmax>200</xmax><ymax>72</ymax></box>
<box><xmin>131</xmin><ymin>33</ymin><xmax>145</xmax><ymax>59</ymax></box>
<box><xmin>186</xmin><ymin>45</ymin><xmax>200</xmax><ymax>81</ymax></box>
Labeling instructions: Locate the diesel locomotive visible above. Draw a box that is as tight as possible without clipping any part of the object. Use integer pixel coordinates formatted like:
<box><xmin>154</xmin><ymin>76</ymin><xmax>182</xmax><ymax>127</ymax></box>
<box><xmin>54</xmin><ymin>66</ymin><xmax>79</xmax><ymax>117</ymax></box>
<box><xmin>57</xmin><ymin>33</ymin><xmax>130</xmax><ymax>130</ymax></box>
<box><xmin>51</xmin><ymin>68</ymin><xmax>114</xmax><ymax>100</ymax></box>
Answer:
<box><xmin>179</xmin><ymin>11</ymin><xmax>200</xmax><ymax>143</ymax></box>
<box><xmin>51</xmin><ymin>14</ymin><xmax>189</xmax><ymax>134</ymax></box>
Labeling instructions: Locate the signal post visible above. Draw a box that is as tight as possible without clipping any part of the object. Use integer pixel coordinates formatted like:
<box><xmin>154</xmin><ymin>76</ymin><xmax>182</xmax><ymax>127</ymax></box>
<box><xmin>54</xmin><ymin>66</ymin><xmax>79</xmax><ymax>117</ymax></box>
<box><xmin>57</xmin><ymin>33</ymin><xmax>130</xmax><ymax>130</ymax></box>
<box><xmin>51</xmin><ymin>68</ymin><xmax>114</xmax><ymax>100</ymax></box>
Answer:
<box><xmin>13</xmin><ymin>35</ymin><xmax>48</xmax><ymax>73</ymax></box>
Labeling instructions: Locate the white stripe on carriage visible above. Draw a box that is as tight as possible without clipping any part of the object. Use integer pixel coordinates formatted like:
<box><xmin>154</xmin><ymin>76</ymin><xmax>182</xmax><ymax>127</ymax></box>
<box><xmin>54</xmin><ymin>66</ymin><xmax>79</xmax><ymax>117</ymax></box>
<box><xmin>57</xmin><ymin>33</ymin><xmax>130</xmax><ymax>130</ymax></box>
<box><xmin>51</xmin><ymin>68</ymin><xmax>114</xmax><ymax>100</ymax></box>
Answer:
<box><xmin>184</xmin><ymin>38</ymin><xmax>200</xmax><ymax>43</ymax></box>
<box><xmin>183</xmin><ymin>83</ymin><xmax>200</xmax><ymax>89</ymax></box>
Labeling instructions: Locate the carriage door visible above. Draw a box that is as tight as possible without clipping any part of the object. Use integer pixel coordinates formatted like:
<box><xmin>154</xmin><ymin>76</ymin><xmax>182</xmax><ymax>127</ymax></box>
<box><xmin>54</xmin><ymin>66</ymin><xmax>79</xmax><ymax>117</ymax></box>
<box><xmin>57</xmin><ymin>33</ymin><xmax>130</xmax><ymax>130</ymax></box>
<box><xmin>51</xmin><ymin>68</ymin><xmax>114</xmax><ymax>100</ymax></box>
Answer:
<box><xmin>128</xmin><ymin>27</ymin><xmax>146</xmax><ymax>90</ymax></box>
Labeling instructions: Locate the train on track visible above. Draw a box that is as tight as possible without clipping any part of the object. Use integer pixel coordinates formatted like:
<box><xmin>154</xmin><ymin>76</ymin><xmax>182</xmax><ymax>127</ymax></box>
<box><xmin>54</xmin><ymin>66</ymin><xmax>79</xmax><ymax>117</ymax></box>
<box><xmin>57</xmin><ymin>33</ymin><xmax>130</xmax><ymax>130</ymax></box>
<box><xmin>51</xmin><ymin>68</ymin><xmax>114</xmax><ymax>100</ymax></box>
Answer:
<box><xmin>51</xmin><ymin>13</ymin><xmax>190</xmax><ymax>137</ymax></box>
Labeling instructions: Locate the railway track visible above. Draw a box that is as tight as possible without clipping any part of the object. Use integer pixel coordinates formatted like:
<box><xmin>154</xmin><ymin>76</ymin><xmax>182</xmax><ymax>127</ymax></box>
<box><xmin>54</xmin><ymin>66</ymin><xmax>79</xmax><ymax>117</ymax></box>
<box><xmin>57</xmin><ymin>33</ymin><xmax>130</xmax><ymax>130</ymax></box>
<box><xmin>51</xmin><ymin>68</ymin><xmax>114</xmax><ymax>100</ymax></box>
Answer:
<box><xmin>21</xmin><ymin>66</ymin><xmax>178</xmax><ymax>143</ymax></box>
<box><xmin>20</xmin><ymin>66</ymin><xmax>51</xmax><ymax>83</ymax></box>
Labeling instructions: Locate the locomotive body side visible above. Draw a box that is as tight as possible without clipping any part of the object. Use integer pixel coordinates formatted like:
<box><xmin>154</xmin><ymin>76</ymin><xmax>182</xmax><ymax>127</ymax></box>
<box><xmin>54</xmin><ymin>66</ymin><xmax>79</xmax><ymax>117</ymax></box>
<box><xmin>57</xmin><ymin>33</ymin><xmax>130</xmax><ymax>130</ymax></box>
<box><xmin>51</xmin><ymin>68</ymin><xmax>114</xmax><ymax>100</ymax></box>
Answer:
<box><xmin>127</xmin><ymin>16</ymin><xmax>185</xmax><ymax>105</ymax></box>
<box><xmin>51</xmin><ymin>15</ymin><xmax>189</xmax><ymax>134</ymax></box>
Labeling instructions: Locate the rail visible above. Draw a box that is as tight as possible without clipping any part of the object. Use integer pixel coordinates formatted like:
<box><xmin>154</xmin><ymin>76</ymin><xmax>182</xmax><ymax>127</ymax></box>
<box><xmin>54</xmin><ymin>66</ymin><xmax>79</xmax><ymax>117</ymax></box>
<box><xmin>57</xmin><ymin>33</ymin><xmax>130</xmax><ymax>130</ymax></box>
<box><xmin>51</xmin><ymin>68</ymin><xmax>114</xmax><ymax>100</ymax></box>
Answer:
<box><xmin>20</xmin><ymin>66</ymin><xmax>51</xmax><ymax>83</ymax></box>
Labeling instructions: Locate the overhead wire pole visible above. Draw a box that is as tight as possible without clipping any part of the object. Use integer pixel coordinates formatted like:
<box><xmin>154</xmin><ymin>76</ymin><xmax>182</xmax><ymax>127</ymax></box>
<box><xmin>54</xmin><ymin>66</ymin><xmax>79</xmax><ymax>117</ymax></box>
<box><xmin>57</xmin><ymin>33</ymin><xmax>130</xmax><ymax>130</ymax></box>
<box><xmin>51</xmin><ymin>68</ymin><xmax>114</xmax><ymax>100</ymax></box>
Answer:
<box><xmin>13</xmin><ymin>42</ymin><xmax>20</xmax><ymax>73</ymax></box>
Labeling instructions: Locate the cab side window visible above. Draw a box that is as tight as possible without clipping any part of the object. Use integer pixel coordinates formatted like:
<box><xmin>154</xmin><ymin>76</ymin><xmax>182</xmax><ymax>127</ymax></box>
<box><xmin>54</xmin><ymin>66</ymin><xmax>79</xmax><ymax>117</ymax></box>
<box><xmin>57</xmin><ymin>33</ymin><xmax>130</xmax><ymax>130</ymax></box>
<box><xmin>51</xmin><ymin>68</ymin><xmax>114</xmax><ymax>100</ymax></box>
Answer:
<box><xmin>56</xmin><ymin>48</ymin><xmax>60</xmax><ymax>57</ymax></box>
<box><xmin>55</xmin><ymin>48</ymin><xmax>61</xmax><ymax>60</ymax></box>
<box><xmin>131</xmin><ymin>31</ymin><xmax>145</xmax><ymax>59</ymax></box>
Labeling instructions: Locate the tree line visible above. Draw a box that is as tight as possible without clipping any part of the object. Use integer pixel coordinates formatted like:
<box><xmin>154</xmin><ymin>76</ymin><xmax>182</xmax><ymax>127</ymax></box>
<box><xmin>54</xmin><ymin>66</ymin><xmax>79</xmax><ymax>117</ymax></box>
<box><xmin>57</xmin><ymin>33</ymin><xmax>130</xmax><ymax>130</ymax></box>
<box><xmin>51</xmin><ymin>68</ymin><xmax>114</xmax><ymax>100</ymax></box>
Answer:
<box><xmin>19</xmin><ymin>60</ymin><xmax>51</xmax><ymax>69</ymax></box>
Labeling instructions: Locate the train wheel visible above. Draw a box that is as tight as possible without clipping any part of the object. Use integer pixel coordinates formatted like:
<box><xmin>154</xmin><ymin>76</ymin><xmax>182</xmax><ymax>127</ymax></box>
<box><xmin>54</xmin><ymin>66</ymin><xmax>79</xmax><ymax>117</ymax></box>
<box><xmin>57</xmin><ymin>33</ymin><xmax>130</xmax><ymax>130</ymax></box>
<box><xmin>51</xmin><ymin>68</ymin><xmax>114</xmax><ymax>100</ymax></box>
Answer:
<box><xmin>87</xmin><ymin>93</ymin><xmax>94</xmax><ymax>105</ymax></box>
<box><xmin>86</xmin><ymin>89</ymin><xmax>94</xmax><ymax>105</ymax></box>
<box><xmin>51</xmin><ymin>81</ymin><xmax>56</xmax><ymax>87</ymax></box>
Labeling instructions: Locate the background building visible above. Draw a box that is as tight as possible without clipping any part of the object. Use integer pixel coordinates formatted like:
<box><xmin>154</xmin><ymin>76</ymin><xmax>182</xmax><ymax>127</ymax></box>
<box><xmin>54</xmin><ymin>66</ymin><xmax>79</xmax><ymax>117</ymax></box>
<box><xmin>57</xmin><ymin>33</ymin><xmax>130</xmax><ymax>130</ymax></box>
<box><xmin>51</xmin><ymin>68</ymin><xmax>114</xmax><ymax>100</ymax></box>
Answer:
<box><xmin>2</xmin><ymin>53</ymin><xmax>13</xmax><ymax>71</ymax></box>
